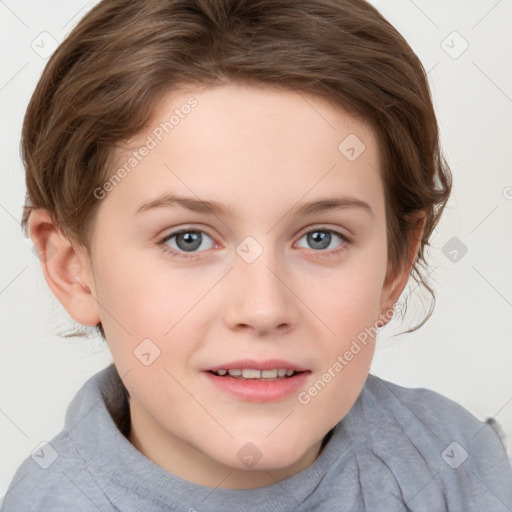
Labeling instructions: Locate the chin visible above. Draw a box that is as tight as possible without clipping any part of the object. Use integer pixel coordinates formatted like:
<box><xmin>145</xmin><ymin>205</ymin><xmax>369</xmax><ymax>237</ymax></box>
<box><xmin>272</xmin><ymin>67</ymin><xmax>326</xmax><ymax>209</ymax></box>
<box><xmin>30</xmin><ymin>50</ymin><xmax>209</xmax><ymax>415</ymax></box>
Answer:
<box><xmin>213</xmin><ymin>434</ymin><xmax>318</xmax><ymax>473</ymax></box>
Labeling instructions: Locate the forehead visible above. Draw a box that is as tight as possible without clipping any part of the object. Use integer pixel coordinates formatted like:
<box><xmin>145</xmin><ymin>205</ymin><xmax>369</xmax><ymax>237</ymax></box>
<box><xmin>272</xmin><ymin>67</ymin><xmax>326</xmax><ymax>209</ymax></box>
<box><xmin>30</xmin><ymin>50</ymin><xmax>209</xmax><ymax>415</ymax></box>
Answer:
<box><xmin>117</xmin><ymin>82</ymin><xmax>378</xmax><ymax>163</ymax></box>
<box><xmin>101</xmin><ymin>83</ymin><xmax>383</xmax><ymax>224</ymax></box>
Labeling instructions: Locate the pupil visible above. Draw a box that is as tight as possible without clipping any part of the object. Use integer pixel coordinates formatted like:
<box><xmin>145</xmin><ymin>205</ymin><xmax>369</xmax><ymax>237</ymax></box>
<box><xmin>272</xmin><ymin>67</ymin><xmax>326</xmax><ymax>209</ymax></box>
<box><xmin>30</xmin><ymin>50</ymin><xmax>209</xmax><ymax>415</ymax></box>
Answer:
<box><xmin>177</xmin><ymin>231</ymin><xmax>201</xmax><ymax>252</ymax></box>
<box><xmin>308</xmin><ymin>230</ymin><xmax>330</xmax><ymax>250</ymax></box>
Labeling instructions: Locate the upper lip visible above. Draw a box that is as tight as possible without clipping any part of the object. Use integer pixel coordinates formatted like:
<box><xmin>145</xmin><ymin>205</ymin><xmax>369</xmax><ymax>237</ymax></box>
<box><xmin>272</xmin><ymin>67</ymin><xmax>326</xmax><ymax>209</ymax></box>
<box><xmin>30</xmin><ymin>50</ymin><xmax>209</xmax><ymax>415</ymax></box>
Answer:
<box><xmin>204</xmin><ymin>359</ymin><xmax>309</xmax><ymax>372</ymax></box>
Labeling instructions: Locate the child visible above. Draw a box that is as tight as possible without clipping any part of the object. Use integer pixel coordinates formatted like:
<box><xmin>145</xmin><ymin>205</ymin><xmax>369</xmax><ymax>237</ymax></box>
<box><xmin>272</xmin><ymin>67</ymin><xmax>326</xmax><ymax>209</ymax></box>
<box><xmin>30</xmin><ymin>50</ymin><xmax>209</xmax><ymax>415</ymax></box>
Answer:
<box><xmin>3</xmin><ymin>0</ymin><xmax>511</xmax><ymax>510</ymax></box>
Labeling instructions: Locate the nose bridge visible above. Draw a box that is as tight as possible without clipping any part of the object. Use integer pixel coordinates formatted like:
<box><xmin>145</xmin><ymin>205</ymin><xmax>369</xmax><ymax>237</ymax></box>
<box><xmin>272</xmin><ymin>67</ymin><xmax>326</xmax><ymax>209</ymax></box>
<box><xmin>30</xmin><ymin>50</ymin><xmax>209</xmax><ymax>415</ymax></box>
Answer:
<box><xmin>224</xmin><ymin>234</ymin><xmax>298</xmax><ymax>333</ymax></box>
<box><xmin>236</xmin><ymin>235</ymin><xmax>286</xmax><ymax>305</ymax></box>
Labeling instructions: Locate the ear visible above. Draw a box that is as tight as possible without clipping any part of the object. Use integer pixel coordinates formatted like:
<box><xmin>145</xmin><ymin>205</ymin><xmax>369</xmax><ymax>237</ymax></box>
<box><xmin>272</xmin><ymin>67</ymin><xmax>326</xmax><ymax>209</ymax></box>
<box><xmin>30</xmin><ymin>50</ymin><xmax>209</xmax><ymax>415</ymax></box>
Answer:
<box><xmin>377</xmin><ymin>212</ymin><xmax>427</xmax><ymax>328</ymax></box>
<box><xmin>28</xmin><ymin>209</ymin><xmax>100</xmax><ymax>326</ymax></box>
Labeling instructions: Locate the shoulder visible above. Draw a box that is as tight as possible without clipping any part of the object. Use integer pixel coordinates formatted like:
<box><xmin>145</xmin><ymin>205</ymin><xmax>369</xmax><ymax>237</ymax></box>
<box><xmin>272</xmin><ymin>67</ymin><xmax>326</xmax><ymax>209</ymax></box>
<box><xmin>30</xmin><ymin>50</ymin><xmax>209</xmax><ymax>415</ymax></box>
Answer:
<box><xmin>1</xmin><ymin>367</ymin><xmax>121</xmax><ymax>512</ymax></box>
<box><xmin>353</xmin><ymin>374</ymin><xmax>512</xmax><ymax>509</ymax></box>
<box><xmin>1</xmin><ymin>435</ymin><xmax>114</xmax><ymax>512</ymax></box>
<box><xmin>364</xmin><ymin>374</ymin><xmax>506</xmax><ymax>449</ymax></box>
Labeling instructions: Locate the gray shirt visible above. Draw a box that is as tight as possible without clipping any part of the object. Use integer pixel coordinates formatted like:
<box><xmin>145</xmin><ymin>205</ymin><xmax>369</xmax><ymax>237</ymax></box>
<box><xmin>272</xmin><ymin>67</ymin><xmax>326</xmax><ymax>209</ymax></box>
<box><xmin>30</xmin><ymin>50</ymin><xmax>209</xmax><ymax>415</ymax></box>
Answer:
<box><xmin>2</xmin><ymin>364</ymin><xmax>511</xmax><ymax>511</ymax></box>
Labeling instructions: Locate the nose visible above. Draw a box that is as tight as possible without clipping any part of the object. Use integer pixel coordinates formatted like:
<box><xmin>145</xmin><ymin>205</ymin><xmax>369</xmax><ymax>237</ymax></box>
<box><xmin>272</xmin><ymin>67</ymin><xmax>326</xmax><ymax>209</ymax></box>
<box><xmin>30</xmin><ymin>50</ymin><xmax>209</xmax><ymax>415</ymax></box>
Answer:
<box><xmin>223</xmin><ymin>246</ymin><xmax>300</xmax><ymax>336</ymax></box>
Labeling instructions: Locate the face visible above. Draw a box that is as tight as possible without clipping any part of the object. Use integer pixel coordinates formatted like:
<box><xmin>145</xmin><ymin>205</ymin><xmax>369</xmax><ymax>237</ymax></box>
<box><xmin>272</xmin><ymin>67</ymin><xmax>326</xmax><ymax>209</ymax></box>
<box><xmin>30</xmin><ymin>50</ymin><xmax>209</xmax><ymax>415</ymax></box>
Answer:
<box><xmin>84</xmin><ymin>83</ymin><xmax>399</xmax><ymax>488</ymax></box>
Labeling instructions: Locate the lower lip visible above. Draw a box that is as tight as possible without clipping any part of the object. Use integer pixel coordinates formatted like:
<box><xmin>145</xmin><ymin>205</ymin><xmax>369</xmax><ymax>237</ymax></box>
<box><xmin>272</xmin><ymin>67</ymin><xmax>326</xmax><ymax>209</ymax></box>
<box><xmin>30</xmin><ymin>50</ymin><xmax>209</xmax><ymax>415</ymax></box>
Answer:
<box><xmin>202</xmin><ymin>371</ymin><xmax>310</xmax><ymax>402</ymax></box>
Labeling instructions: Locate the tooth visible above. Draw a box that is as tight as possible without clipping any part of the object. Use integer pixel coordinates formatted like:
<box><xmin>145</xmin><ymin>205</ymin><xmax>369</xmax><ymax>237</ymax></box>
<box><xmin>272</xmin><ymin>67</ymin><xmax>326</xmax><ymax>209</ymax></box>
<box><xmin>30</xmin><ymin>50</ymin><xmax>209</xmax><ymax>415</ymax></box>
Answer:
<box><xmin>261</xmin><ymin>369</ymin><xmax>278</xmax><ymax>378</ymax></box>
<box><xmin>242</xmin><ymin>369</ymin><xmax>261</xmax><ymax>378</ymax></box>
<box><xmin>285</xmin><ymin>369</ymin><xmax>295</xmax><ymax>376</ymax></box>
<box><xmin>216</xmin><ymin>369</ymin><xmax>227</xmax><ymax>376</ymax></box>
<box><xmin>277</xmin><ymin>369</ymin><xmax>287</xmax><ymax>377</ymax></box>
<box><xmin>228</xmin><ymin>369</ymin><xmax>242</xmax><ymax>376</ymax></box>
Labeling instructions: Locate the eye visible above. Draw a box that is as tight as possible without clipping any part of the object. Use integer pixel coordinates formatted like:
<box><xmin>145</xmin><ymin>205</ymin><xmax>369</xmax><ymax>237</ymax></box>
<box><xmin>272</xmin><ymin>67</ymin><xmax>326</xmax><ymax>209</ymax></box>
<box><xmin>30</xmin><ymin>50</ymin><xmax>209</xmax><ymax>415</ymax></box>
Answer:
<box><xmin>159</xmin><ymin>226</ymin><xmax>349</xmax><ymax>260</ymax></box>
<box><xmin>295</xmin><ymin>228</ymin><xmax>348</xmax><ymax>254</ymax></box>
<box><xmin>160</xmin><ymin>229</ymin><xmax>216</xmax><ymax>258</ymax></box>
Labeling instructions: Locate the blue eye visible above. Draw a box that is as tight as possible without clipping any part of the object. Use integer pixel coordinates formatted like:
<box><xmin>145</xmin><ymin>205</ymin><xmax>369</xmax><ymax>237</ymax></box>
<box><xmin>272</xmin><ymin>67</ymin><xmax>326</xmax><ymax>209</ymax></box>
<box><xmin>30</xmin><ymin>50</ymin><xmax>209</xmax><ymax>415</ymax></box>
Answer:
<box><xmin>159</xmin><ymin>227</ymin><xmax>349</xmax><ymax>260</ymax></box>
<box><xmin>296</xmin><ymin>229</ymin><xmax>347</xmax><ymax>252</ymax></box>
<box><xmin>161</xmin><ymin>229</ymin><xmax>215</xmax><ymax>257</ymax></box>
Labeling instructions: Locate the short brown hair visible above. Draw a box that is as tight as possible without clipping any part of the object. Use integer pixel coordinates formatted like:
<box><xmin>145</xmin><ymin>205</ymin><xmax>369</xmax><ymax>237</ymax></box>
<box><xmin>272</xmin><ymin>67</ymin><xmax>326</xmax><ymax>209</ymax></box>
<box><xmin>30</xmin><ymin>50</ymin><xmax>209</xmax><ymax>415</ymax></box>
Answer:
<box><xmin>21</xmin><ymin>0</ymin><xmax>452</xmax><ymax>336</ymax></box>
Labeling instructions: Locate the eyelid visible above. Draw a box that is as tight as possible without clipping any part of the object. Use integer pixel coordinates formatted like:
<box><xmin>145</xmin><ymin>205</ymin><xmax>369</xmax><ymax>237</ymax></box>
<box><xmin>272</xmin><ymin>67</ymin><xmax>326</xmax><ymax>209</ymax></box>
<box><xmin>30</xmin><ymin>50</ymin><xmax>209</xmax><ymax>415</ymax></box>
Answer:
<box><xmin>160</xmin><ymin>225</ymin><xmax>216</xmax><ymax>243</ymax></box>
<box><xmin>160</xmin><ymin>224</ymin><xmax>350</xmax><ymax>245</ymax></box>
<box><xmin>295</xmin><ymin>224</ymin><xmax>351</xmax><ymax>243</ymax></box>
<box><xmin>158</xmin><ymin>224</ymin><xmax>351</xmax><ymax>259</ymax></box>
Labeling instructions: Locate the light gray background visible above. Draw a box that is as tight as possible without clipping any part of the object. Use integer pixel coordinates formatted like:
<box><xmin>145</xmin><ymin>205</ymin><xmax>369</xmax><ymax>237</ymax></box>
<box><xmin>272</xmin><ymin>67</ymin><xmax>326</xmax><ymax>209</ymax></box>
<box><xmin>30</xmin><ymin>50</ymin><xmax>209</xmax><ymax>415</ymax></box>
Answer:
<box><xmin>1</xmin><ymin>0</ymin><xmax>511</xmax><ymax>498</ymax></box>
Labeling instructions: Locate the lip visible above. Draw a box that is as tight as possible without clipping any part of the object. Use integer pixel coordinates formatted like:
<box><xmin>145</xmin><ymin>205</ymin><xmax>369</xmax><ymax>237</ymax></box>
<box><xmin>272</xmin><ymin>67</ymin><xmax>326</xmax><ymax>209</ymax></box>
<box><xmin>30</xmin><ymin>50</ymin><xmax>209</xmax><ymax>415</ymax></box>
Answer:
<box><xmin>202</xmin><ymin>359</ymin><xmax>311</xmax><ymax>402</ymax></box>
<box><xmin>204</xmin><ymin>359</ymin><xmax>309</xmax><ymax>372</ymax></box>
<box><xmin>203</xmin><ymin>371</ymin><xmax>310</xmax><ymax>402</ymax></box>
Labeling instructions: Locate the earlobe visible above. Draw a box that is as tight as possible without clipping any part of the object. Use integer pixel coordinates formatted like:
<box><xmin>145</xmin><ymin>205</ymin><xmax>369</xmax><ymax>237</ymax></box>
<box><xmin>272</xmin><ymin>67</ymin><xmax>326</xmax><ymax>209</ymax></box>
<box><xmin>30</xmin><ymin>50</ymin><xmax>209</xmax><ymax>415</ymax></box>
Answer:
<box><xmin>28</xmin><ymin>209</ymin><xmax>100</xmax><ymax>326</ymax></box>
<box><xmin>377</xmin><ymin>213</ymin><xmax>427</xmax><ymax>328</ymax></box>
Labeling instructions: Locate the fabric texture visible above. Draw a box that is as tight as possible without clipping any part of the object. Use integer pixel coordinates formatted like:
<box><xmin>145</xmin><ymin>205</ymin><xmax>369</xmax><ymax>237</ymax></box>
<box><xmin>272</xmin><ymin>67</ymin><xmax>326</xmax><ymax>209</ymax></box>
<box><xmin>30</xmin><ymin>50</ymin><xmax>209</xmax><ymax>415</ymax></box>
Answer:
<box><xmin>2</xmin><ymin>363</ymin><xmax>511</xmax><ymax>512</ymax></box>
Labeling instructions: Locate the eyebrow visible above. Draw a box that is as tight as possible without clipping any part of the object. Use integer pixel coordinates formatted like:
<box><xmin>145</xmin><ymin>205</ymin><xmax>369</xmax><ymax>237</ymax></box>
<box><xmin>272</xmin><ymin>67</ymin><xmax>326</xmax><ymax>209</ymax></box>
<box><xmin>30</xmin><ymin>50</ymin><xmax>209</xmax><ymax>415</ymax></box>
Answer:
<box><xmin>134</xmin><ymin>193</ymin><xmax>374</xmax><ymax>218</ymax></box>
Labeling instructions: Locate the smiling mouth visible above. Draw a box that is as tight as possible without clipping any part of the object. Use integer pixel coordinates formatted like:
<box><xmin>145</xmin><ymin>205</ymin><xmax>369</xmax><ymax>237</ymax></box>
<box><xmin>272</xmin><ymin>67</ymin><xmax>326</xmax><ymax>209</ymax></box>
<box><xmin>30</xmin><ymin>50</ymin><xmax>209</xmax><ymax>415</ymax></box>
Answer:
<box><xmin>207</xmin><ymin>368</ymin><xmax>305</xmax><ymax>381</ymax></box>
<box><xmin>204</xmin><ymin>365</ymin><xmax>311</xmax><ymax>401</ymax></box>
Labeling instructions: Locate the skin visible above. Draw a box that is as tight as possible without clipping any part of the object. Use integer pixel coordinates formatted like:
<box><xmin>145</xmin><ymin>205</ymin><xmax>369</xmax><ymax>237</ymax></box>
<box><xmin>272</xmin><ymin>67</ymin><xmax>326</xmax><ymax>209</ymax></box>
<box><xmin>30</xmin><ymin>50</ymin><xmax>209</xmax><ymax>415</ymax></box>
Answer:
<box><xmin>29</xmin><ymin>83</ymin><xmax>424</xmax><ymax>489</ymax></box>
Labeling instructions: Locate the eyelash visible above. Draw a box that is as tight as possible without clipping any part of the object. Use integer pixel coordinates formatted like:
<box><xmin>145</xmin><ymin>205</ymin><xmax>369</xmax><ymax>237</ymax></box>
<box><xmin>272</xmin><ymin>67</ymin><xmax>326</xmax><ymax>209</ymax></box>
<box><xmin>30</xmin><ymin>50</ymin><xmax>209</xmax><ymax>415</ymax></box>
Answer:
<box><xmin>158</xmin><ymin>226</ymin><xmax>350</xmax><ymax>261</ymax></box>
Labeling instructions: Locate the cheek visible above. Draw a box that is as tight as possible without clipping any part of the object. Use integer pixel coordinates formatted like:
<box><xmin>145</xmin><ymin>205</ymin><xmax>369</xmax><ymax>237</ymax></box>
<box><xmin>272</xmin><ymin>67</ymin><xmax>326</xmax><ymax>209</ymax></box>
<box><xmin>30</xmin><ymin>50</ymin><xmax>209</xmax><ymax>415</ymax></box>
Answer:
<box><xmin>298</xmin><ymin>281</ymin><xmax>380</xmax><ymax>426</ymax></box>
<box><xmin>92</xmin><ymin>250</ymin><xmax>219</xmax><ymax>384</ymax></box>
<box><xmin>94</xmin><ymin>247</ymin><xmax>194</xmax><ymax>329</ymax></box>
<box><xmin>314</xmin><ymin>255</ymin><xmax>387</xmax><ymax>343</ymax></box>
<box><xmin>298</xmin><ymin>245</ymin><xmax>386</xmax><ymax>410</ymax></box>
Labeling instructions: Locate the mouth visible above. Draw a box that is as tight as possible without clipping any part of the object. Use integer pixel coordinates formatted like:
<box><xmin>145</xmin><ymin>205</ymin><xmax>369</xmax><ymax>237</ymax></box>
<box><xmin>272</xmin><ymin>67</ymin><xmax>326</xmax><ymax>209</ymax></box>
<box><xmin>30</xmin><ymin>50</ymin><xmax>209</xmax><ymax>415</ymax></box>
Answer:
<box><xmin>207</xmin><ymin>368</ymin><xmax>304</xmax><ymax>381</ymax></box>
<box><xmin>202</xmin><ymin>359</ymin><xmax>311</xmax><ymax>402</ymax></box>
